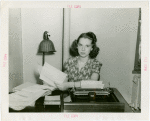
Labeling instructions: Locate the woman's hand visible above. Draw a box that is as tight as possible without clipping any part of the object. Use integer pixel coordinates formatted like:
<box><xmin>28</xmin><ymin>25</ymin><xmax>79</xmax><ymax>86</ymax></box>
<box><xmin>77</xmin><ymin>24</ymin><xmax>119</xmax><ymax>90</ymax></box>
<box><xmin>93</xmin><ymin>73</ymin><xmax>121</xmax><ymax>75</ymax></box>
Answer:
<box><xmin>42</xmin><ymin>81</ymin><xmax>55</xmax><ymax>96</ymax></box>
<box><xmin>43</xmin><ymin>90</ymin><xmax>52</xmax><ymax>96</ymax></box>
<box><xmin>54</xmin><ymin>76</ymin><xmax>69</xmax><ymax>91</ymax></box>
<box><xmin>54</xmin><ymin>82</ymin><xmax>69</xmax><ymax>91</ymax></box>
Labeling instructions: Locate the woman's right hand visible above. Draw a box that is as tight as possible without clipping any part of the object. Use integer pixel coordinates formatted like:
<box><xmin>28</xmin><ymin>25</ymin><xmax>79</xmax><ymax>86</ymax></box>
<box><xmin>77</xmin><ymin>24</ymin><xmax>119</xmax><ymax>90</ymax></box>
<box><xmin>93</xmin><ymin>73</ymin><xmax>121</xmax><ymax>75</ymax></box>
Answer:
<box><xmin>54</xmin><ymin>76</ymin><xmax>69</xmax><ymax>91</ymax></box>
<box><xmin>54</xmin><ymin>82</ymin><xmax>69</xmax><ymax>91</ymax></box>
<box><xmin>43</xmin><ymin>76</ymin><xmax>69</xmax><ymax>91</ymax></box>
<box><xmin>42</xmin><ymin>82</ymin><xmax>53</xmax><ymax>96</ymax></box>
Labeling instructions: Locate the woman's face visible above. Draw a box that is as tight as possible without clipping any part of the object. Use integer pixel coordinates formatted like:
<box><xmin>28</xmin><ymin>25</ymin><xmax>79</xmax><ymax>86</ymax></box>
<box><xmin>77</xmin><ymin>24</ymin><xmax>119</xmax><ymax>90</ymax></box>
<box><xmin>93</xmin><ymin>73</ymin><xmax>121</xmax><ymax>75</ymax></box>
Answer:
<box><xmin>77</xmin><ymin>38</ymin><xmax>93</xmax><ymax>58</ymax></box>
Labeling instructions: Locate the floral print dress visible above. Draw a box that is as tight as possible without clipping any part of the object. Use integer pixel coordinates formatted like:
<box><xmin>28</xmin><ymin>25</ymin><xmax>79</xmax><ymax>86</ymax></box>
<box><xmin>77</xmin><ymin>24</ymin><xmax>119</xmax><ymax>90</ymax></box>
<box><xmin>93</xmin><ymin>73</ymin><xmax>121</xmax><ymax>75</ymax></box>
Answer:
<box><xmin>63</xmin><ymin>56</ymin><xmax>102</xmax><ymax>82</ymax></box>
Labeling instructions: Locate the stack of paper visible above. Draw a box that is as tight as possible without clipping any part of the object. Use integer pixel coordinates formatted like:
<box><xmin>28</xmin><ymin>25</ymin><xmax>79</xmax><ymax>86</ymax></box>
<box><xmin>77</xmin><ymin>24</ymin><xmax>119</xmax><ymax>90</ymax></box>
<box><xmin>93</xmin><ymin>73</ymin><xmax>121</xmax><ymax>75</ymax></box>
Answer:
<box><xmin>40</xmin><ymin>62</ymin><xmax>67</xmax><ymax>87</ymax></box>
<box><xmin>81</xmin><ymin>80</ymin><xmax>104</xmax><ymax>89</ymax></box>
<box><xmin>9</xmin><ymin>83</ymin><xmax>55</xmax><ymax>111</ymax></box>
<box><xmin>12</xmin><ymin>82</ymin><xmax>36</xmax><ymax>92</ymax></box>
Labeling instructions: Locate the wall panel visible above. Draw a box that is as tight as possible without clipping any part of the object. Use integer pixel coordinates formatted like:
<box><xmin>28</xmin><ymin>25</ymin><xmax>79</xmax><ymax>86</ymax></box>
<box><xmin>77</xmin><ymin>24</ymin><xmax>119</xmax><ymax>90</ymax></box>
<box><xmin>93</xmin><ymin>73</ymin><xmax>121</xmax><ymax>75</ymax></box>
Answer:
<box><xmin>9</xmin><ymin>8</ymin><xmax>23</xmax><ymax>92</ymax></box>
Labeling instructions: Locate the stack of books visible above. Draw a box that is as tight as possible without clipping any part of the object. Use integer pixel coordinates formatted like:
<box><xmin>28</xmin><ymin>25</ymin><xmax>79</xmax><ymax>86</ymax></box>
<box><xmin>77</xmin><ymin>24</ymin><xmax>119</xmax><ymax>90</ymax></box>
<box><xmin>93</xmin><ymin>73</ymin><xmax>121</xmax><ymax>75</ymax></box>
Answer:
<box><xmin>44</xmin><ymin>95</ymin><xmax>60</xmax><ymax>105</ymax></box>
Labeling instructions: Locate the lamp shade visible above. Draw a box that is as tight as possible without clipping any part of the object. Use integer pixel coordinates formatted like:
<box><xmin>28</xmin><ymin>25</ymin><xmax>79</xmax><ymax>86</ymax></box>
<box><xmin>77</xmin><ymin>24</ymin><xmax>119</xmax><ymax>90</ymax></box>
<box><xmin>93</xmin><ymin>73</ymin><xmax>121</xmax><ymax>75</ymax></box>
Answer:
<box><xmin>38</xmin><ymin>31</ymin><xmax>56</xmax><ymax>53</ymax></box>
<box><xmin>38</xmin><ymin>39</ymin><xmax>56</xmax><ymax>53</ymax></box>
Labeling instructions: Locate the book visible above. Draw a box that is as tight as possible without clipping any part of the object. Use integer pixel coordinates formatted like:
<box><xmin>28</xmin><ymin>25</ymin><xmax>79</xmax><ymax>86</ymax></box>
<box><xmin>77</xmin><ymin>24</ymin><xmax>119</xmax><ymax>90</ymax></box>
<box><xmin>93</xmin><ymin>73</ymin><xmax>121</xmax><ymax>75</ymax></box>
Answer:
<box><xmin>45</xmin><ymin>95</ymin><xmax>60</xmax><ymax>101</ymax></box>
<box><xmin>44</xmin><ymin>95</ymin><xmax>60</xmax><ymax>105</ymax></box>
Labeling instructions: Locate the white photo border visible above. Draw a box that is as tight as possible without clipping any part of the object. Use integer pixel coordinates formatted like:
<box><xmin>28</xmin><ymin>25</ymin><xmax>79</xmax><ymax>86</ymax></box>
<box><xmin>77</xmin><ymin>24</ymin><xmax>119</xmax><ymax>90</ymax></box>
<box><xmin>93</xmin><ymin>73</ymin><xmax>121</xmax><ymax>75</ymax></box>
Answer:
<box><xmin>1</xmin><ymin>1</ymin><xmax>149</xmax><ymax>121</ymax></box>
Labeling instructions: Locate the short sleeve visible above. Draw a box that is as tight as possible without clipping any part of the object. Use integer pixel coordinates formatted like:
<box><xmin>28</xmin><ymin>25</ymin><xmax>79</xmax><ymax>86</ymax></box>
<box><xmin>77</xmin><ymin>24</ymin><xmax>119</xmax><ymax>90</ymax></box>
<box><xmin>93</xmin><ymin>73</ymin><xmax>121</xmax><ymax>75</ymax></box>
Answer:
<box><xmin>92</xmin><ymin>60</ymin><xmax>102</xmax><ymax>74</ymax></box>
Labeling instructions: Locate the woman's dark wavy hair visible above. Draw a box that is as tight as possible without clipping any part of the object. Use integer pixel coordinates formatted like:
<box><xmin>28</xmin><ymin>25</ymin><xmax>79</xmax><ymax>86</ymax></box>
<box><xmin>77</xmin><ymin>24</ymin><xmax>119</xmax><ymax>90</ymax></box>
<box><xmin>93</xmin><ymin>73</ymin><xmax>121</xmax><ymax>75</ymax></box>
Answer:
<box><xmin>70</xmin><ymin>32</ymin><xmax>100</xmax><ymax>59</ymax></box>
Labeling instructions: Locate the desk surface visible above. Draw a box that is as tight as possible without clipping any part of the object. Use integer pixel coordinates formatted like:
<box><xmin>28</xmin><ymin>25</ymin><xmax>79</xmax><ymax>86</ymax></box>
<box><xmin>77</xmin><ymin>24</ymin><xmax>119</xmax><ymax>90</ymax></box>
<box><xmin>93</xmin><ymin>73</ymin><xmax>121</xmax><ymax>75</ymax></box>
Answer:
<box><xmin>112</xmin><ymin>88</ymin><xmax>132</xmax><ymax>112</ymax></box>
<box><xmin>9</xmin><ymin>88</ymin><xmax>132</xmax><ymax>112</ymax></box>
<box><xmin>62</xmin><ymin>88</ymin><xmax>132</xmax><ymax>112</ymax></box>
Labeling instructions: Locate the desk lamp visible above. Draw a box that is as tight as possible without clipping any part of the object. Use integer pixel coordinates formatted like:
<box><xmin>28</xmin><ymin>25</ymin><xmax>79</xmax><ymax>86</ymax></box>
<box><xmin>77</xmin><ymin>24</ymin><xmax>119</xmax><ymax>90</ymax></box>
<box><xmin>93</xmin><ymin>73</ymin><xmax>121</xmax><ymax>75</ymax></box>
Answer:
<box><xmin>38</xmin><ymin>31</ymin><xmax>56</xmax><ymax>66</ymax></box>
<box><xmin>37</xmin><ymin>31</ymin><xmax>56</xmax><ymax>106</ymax></box>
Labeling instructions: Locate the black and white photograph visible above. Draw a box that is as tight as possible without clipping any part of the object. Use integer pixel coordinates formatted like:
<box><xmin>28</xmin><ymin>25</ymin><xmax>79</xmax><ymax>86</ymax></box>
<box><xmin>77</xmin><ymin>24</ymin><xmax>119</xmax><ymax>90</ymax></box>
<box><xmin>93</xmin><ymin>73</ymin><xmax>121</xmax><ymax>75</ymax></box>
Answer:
<box><xmin>1</xmin><ymin>1</ymin><xmax>149</xmax><ymax>121</ymax></box>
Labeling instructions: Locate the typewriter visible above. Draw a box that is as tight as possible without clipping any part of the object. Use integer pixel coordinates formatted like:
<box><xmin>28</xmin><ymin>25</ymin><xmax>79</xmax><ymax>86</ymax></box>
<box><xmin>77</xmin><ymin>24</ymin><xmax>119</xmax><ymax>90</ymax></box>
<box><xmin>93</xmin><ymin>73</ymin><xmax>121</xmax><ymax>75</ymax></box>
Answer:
<box><xmin>69</xmin><ymin>87</ymin><xmax>115</xmax><ymax>102</ymax></box>
<box><xmin>63</xmin><ymin>87</ymin><xmax>125</xmax><ymax>112</ymax></box>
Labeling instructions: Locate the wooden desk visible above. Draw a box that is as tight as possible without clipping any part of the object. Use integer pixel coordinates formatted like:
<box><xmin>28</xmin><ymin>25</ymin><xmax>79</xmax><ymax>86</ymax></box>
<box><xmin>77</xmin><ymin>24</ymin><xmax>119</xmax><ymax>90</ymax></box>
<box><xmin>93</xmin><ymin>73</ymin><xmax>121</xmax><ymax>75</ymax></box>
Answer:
<box><xmin>9</xmin><ymin>88</ymin><xmax>132</xmax><ymax>112</ymax></box>
<box><xmin>61</xmin><ymin>88</ymin><xmax>132</xmax><ymax>112</ymax></box>
<box><xmin>9</xmin><ymin>90</ymin><xmax>62</xmax><ymax>112</ymax></box>
<box><xmin>113</xmin><ymin>88</ymin><xmax>132</xmax><ymax>112</ymax></box>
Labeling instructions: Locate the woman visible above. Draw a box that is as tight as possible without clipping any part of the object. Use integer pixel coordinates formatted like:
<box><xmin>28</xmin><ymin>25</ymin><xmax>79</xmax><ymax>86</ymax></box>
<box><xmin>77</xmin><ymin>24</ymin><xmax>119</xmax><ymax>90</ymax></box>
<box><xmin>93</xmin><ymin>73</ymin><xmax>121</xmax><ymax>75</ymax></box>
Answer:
<box><xmin>55</xmin><ymin>32</ymin><xmax>102</xmax><ymax>90</ymax></box>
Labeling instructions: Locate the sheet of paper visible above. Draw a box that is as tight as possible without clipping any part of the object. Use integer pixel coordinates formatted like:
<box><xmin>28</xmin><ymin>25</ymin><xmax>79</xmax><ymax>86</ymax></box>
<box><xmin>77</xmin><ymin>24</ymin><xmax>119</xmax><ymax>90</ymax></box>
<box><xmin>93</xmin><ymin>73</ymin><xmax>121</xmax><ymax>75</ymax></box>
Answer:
<box><xmin>81</xmin><ymin>81</ymin><xmax>104</xmax><ymax>89</ymax></box>
<box><xmin>40</xmin><ymin>62</ymin><xmax>67</xmax><ymax>86</ymax></box>
<box><xmin>40</xmin><ymin>85</ymin><xmax>55</xmax><ymax>90</ymax></box>
<box><xmin>9</xmin><ymin>89</ymin><xmax>47</xmax><ymax>111</ymax></box>
<box><xmin>22</xmin><ymin>85</ymin><xmax>44</xmax><ymax>92</ymax></box>
<box><xmin>9</xmin><ymin>93</ymin><xmax>30</xmax><ymax>101</ymax></box>
<box><xmin>40</xmin><ymin>74</ymin><xmax>56</xmax><ymax>87</ymax></box>
<box><xmin>15</xmin><ymin>90</ymin><xmax>34</xmax><ymax>98</ymax></box>
<box><xmin>12</xmin><ymin>82</ymin><xmax>36</xmax><ymax>92</ymax></box>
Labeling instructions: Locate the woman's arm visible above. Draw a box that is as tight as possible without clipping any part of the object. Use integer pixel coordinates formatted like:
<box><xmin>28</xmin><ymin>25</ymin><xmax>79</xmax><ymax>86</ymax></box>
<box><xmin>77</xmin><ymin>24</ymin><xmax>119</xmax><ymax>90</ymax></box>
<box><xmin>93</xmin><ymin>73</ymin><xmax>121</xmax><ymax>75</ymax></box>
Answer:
<box><xmin>68</xmin><ymin>81</ymin><xmax>81</xmax><ymax>88</ymax></box>
<box><xmin>91</xmin><ymin>59</ymin><xmax>102</xmax><ymax>81</ymax></box>
<box><xmin>55</xmin><ymin>81</ymin><xmax>81</xmax><ymax>91</ymax></box>
<box><xmin>56</xmin><ymin>73</ymin><xmax>99</xmax><ymax>90</ymax></box>
<box><xmin>91</xmin><ymin>73</ymin><xmax>100</xmax><ymax>81</ymax></box>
